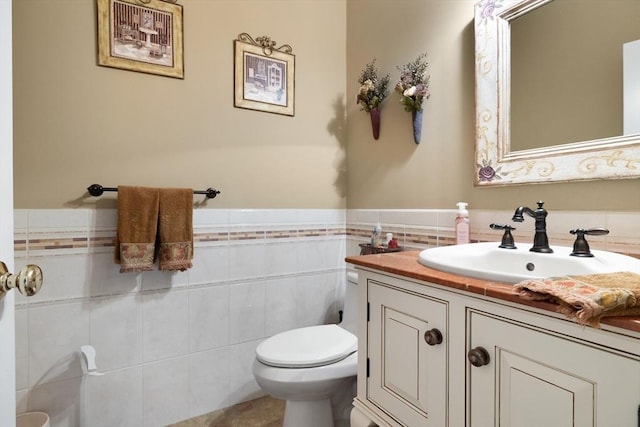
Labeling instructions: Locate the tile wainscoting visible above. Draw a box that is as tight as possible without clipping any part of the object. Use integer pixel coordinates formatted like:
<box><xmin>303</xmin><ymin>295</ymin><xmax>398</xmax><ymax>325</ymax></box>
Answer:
<box><xmin>13</xmin><ymin>208</ymin><xmax>639</xmax><ymax>427</ymax></box>
<box><xmin>13</xmin><ymin>209</ymin><xmax>346</xmax><ymax>427</ymax></box>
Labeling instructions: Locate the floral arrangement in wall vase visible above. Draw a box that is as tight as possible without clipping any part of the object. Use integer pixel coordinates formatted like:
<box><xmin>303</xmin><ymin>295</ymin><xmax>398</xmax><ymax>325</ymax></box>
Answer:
<box><xmin>396</xmin><ymin>53</ymin><xmax>430</xmax><ymax>144</ymax></box>
<box><xmin>357</xmin><ymin>59</ymin><xmax>390</xmax><ymax>140</ymax></box>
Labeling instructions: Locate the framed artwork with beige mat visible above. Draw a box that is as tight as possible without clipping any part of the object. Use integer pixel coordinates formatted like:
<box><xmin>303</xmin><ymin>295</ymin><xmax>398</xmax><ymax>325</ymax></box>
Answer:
<box><xmin>234</xmin><ymin>33</ymin><xmax>295</xmax><ymax>116</ymax></box>
<box><xmin>97</xmin><ymin>0</ymin><xmax>184</xmax><ymax>79</ymax></box>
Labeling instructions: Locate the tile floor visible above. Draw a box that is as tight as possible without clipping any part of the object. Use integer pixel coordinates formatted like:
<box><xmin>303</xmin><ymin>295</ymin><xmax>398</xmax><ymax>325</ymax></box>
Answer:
<box><xmin>169</xmin><ymin>396</ymin><xmax>285</xmax><ymax>427</ymax></box>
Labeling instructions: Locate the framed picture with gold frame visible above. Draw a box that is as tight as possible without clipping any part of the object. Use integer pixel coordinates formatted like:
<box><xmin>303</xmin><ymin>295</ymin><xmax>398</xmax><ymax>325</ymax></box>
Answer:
<box><xmin>97</xmin><ymin>0</ymin><xmax>184</xmax><ymax>79</ymax></box>
<box><xmin>234</xmin><ymin>33</ymin><xmax>295</xmax><ymax>116</ymax></box>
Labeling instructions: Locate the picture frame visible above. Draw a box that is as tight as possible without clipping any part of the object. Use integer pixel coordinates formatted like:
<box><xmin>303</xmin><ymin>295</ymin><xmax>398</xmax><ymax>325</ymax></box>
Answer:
<box><xmin>97</xmin><ymin>0</ymin><xmax>184</xmax><ymax>79</ymax></box>
<box><xmin>234</xmin><ymin>33</ymin><xmax>295</xmax><ymax>116</ymax></box>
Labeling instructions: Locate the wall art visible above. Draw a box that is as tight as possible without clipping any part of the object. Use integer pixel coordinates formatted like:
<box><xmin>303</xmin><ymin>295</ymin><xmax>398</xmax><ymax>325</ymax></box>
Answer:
<box><xmin>234</xmin><ymin>33</ymin><xmax>295</xmax><ymax>116</ymax></box>
<box><xmin>97</xmin><ymin>0</ymin><xmax>184</xmax><ymax>79</ymax></box>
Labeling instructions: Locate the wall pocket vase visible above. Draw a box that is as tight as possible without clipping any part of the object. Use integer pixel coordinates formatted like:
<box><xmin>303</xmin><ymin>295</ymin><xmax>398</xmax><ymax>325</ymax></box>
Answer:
<box><xmin>370</xmin><ymin>108</ymin><xmax>381</xmax><ymax>140</ymax></box>
<box><xmin>412</xmin><ymin>109</ymin><xmax>423</xmax><ymax>144</ymax></box>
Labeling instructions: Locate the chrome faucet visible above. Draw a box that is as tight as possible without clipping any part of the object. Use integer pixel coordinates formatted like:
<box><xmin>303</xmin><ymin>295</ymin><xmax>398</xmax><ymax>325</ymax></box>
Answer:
<box><xmin>512</xmin><ymin>201</ymin><xmax>553</xmax><ymax>253</ymax></box>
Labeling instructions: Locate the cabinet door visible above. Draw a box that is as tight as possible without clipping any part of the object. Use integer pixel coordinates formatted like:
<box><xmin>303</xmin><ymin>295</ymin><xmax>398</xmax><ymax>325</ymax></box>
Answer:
<box><xmin>468</xmin><ymin>310</ymin><xmax>640</xmax><ymax>427</ymax></box>
<box><xmin>368</xmin><ymin>280</ymin><xmax>448</xmax><ymax>426</ymax></box>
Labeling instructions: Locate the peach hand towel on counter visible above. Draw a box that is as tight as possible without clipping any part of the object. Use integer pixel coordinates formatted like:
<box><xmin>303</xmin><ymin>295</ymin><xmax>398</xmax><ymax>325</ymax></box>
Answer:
<box><xmin>514</xmin><ymin>271</ymin><xmax>640</xmax><ymax>327</ymax></box>
<box><xmin>158</xmin><ymin>188</ymin><xmax>193</xmax><ymax>272</ymax></box>
<box><xmin>115</xmin><ymin>186</ymin><xmax>160</xmax><ymax>273</ymax></box>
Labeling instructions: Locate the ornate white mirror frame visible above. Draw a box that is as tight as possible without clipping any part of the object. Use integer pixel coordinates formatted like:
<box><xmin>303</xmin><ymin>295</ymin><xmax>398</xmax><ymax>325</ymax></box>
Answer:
<box><xmin>474</xmin><ymin>0</ymin><xmax>640</xmax><ymax>186</ymax></box>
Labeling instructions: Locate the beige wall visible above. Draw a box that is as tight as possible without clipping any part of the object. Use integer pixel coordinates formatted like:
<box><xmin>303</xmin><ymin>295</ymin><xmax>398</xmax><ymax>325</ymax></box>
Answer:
<box><xmin>346</xmin><ymin>0</ymin><xmax>640</xmax><ymax>211</ymax></box>
<box><xmin>13</xmin><ymin>0</ymin><xmax>347</xmax><ymax>209</ymax></box>
<box><xmin>14</xmin><ymin>0</ymin><xmax>640</xmax><ymax>212</ymax></box>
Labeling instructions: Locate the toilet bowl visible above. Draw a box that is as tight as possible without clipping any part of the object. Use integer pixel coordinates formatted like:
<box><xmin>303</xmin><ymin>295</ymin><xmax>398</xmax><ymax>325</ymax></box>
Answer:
<box><xmin>252</xmin><ymin>271</ymin><xmax>359</xmax><ymax>427</ymax></box>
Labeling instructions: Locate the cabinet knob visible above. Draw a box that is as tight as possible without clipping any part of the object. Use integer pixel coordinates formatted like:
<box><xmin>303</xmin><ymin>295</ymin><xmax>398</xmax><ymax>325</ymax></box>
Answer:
<box><xmin>467</xmin><ymin>346</ymin><xmax>490</xmax><ymax>367</ymax></box>
<box><xmin>424</xmin><ymin>328</ymin><xmax>443</xmax><ymax>346</ymax></box>
<box><xmin>0</xmin><ymin>262</ymin><xmax>43</xmax><ymax>299</ymax></box>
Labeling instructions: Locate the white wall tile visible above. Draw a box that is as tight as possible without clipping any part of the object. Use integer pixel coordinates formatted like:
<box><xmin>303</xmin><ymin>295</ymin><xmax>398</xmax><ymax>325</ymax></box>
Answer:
<box><xmin>264</xmin><ymin>209</ymin><xmax>299</xmax><ymax>224</ymax></box>
<box><xmin>27</xmin><ymin>254</ymin><xmax>90</xmax><ymax>303</ymax></box>
<box><xmin>265</xmin><ymin>241</ymin><xmax>297</xmax><ymax>277</ymax></box>
<box><xmin>85</xmin><ymin>366</ymin><xmax>143</xmax><ymax>427</ymax></box>
<box><xmin>142</xmin><ymin>357</ymin><xmax>189</xmax><ymax>427</ymax></box>
<box><xmin>265</xmin><ymin>277</ymin><xmax>298</xmax><ymax>336</ymax></box>
<box><xmin>88</xmin><ymin>209</ymin><xmax>117</xmax><ymax>231</ymax></box>
<box><xmin>325</xmin><ymin>238</ymin><xmax>347</xmax><ymax>270</ymax></box>
<box><xmin>188</xmin><ymin>347</ymin><xmax>230</xmax><ymax>418</ymax></box>
<box><xmin>142</xmin><ymin>290</ymin><xmax>188</xmax><ymax>362</ymax></box>
<box><xmin>189</xmin><ymin>245</ymin><xmax>229</xmax><ymax>286</ymax></box>
<box><xmin>88</xmin><ymin>252</ymin><xmax>139</xmax><ymax>297</ymax></box>
<box><xmin>229</xmin><ymin>244</ymin><xmax>266</xmax><ymax>281</ymax></box>
<box><xmin>297</xmin><ymin>240</ymin><xmax>326</xmax><ymax>273</ymax></box>
<box><xmin>405</xmin><ymin>210</ymin><xmax>439</xmax><ymax>227</ymax></box>
<box><xmin>14</xmin><ymin>207</ymin><xmax>350</xmax><ymax>425</ymax></box>
<box><xmin>14</xmin><ymin>209</ymin><xmax>28</xmax><ymax>230</ymax></box>
<box><xmin>229</xmin><ymin>209</ymin><xmax>266</xmax><ymax>225</ymax></box>
<box><xmin>188</xmin><ymin>285</ymin><xmax>230</xmax><ymax>352</ymax></box>
<box><xmin>193</xmin><ymin>208</ymin><xmax>229</xmax><ymax>228</ymax></box>
<box><xmin>229</xmin><ymin>282</ymin><xmax>266</xmax><ymax>344</ymax></box>
<box><xmin>90</xmin><ymin>295</ymin><xmax>143</xmax><ymax>372</ymax></box>
<box><xmin>297</xmin><ymin>273</ymin><xmax>336</xmax><ymax>327</ymax></box>
<box><xmin>297</xmin><ymin>209</ymin><xmax>331</xmax><ymax>225</ymax></box>
<box><xmin>141</xmin><ymin>268</ymin><xmax>189</xmax><ymax>292</ymax></box>
<box><xmin>378</xmin><ymin>210</ymin><xmax>407</xmax><ymax>226</ymax></box>
<box><xmin>227</xmin><ymin>340</ymin><xmax>264</xmax><ymax>407</ymax></box>
<box><xmin>350</xmin><ymin>209</ymin><xmax>379</xmax><ymax>225</ymax></box>
<box><xmin>28</xmin><ymin>209</ymin><xmax>89</xmax><ymax>233</ymax></box>
<box><xmin>28</xmin><ymin>302</ymin><xmax>89</xmax><ymax>387</ymax></box>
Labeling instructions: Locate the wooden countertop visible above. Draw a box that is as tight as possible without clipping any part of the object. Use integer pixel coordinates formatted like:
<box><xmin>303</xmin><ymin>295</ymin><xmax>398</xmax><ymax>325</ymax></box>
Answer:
<box><xmin>346</xmin><ymin>250</ymin><xmax>640</xmax><ymax>334</ymax></box>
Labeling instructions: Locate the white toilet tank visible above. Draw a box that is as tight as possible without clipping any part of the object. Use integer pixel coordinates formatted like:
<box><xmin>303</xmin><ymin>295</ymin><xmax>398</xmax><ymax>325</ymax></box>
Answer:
<box><xmin>339</xmin><ymin>271</ymin><xmax>359</xmax><ymax>335</ymax></box>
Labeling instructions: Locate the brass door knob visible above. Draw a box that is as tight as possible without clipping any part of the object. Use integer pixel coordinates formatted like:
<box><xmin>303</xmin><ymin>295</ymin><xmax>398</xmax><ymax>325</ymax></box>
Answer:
<box><xmin>424</xmin><ymin>328</ymin><xmax>443</xmax><ymax>346</ymax></box>
<box><xmin>0</xmin><ymin>262</ymin><xmax>43</xmax><ymax>299</ymax></box>
<box><xmin>467</xmin><ymin>346</ymin><xmax>491</xmax><ymax>367</ymax></box>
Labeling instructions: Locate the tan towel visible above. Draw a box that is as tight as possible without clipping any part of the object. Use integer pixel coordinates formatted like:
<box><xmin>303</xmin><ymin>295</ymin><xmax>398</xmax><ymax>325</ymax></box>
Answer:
<box><xmin>157</xmin><ymin>188</ymin><xmax>193</xmax><ymax>272</ymax></box>
<box><xmin>115</xmin><ymin>186</ymin><xmax>160</xmax><ymax>273</ymax></box>
<box><xmin>513</xmin><ymin>272</ymin><xmax>640</xmax><ymax>327</ymax></box>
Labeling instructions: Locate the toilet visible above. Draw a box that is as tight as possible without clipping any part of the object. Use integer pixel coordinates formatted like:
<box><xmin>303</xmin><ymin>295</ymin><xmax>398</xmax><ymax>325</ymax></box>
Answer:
<box><xmin>252</xmin><ymin>271</ymin><xmax>359</xmax><ymax>427</ymax></box>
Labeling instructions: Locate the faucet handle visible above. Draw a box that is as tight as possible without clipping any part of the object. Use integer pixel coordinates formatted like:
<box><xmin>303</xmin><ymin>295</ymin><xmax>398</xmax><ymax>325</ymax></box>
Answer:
<box><xmin>490</xmin><ymin>223</ymin><xmax>517</xmax><ymax>249</ymax></box>
<box><xmin>569</xmin><ymin>228</ymin><xmax>609</xmax><ymax>257</ymax></box>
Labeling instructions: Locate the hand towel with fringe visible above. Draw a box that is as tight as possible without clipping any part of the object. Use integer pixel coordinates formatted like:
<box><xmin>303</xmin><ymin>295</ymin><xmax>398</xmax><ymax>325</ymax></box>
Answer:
<box><xmin>158</xmin><ymin>188</ymin><xmax>193</xmax><ymax>272</ymax></box>
<box><xmin>115</xmin><ymin>186</ymin><xmax>160</xmax><ymax>273</ymax></box>
<box><xmin>513</xmin><ymin>271</ymin><xmax>640</xmax><ymax>327</ymax></box>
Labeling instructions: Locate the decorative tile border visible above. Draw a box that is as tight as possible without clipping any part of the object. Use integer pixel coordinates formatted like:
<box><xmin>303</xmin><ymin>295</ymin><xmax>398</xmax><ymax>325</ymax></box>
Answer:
<box><xmin>14</xmin><ymin>209</ymin><xmax>640</xmax><ymax>257</ymax></box>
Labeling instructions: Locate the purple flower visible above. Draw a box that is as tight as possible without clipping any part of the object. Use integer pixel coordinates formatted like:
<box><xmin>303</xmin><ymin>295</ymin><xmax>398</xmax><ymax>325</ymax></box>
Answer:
<box><xmin>478</xmin><ymin>165</ymin><xmax>496</xmax><ymax>181</ymax></box>
<box><xmin>480</xmin><ymin>0</ymin><xmax>500</xmax><ymax>20</ymax></box>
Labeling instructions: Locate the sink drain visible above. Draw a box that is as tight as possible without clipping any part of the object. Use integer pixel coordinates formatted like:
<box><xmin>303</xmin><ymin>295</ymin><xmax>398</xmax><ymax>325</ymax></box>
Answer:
<box><xmin>526</xmin><ymin>262</ymin><xmax>535</xmax><ymax>271</ymax></box>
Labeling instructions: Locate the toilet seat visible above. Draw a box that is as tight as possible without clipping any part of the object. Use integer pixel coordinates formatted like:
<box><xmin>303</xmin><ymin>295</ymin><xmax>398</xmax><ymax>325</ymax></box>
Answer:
<box><xmin>256</xmin><ymin>324</ymin><xmax>357</xmax><ymax>368</ymax></box>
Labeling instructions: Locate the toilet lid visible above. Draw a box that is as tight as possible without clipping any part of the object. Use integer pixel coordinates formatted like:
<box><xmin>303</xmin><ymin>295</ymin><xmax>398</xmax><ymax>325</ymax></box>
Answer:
<box><xmin>256</xmin><ymin>324</ymin><xmax>357</xmax><ymax>368</ymax></box>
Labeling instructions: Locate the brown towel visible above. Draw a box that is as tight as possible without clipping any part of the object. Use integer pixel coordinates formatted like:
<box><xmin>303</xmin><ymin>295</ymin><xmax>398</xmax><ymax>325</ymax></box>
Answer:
<box><xmin>157</xmin><ymin>188</ymin><xmax>193</xmax><ymax>272</ymax></box>
<box><xmin>513</xmin><ymin>272</ymin><xmax>640</xmax><ymax>327</ymax></box>
<box><xmin>115</xmin><ymin>186</ymin><xmax>160</xmax><ymax>273</ymax></box>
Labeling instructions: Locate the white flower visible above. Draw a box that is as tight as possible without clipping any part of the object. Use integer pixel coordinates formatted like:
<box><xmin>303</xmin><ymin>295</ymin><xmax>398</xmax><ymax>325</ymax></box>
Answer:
<box><xmin>403</xmin><ymin>86</ymin><xmax>417</xmax><ymax>97</ymax></box>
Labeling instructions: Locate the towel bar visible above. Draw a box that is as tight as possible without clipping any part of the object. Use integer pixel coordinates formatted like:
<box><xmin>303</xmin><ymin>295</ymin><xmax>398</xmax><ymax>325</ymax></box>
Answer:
<box><xmin>87</xmin><ymin>184</ymin><xmax>221</xmax><ymax>199</ymax></box>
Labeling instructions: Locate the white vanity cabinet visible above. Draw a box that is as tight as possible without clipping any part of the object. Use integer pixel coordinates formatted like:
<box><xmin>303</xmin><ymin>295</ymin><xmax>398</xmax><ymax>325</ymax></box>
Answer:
<box><xmin>352</xmin><ymin>269</ymin><xmax>640</xmax><ymax>427</ymax></box>
<box><xmin>468</xmin><ymin>310</ymin><xmax>640</xmax><ymax>426</ymax></box>
<box><xmin>366</xmin><ymin>279</ymin><xmax>448</xmax><ymax>426</ymax></box>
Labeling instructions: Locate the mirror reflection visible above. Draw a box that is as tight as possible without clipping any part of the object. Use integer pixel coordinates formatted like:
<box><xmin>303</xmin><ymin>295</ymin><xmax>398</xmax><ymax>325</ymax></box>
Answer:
<box><xmin>510</xmin><ymin>0</ymin><xmax>640</xmax><ymax>152</ymax></box>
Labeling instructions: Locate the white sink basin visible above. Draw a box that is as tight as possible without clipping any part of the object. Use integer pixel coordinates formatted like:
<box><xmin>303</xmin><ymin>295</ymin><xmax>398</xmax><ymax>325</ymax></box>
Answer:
<box><xmin>418</xmin><ymin>242</ymin><xmax>640</xmax><ymax>284</ymax></box>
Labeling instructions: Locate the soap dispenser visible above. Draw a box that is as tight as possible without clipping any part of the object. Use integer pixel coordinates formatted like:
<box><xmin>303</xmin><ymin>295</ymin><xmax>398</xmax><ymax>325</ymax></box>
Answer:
<box><xmin>455</xmin><ymin>202</ymin><xmax>470</xmax><ymax>244</ymax></box>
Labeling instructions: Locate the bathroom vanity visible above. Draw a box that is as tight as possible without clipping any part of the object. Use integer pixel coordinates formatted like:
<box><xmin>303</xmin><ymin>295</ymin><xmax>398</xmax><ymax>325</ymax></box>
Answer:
<box><xmin>347</xmin><ymin>251</ymin><xmax>640</xmax><ymax>427</ymax></box>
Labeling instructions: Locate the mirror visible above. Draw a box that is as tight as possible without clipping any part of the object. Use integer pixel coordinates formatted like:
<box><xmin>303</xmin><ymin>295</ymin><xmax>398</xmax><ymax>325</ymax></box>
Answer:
<box><xmin>474</xmin><ymin>0</ymin><xmax>640</xmax><ymax>186</ymax></box>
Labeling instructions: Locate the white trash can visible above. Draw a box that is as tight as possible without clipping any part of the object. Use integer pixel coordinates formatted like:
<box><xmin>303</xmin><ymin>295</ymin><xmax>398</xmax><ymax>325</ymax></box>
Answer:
<box><xmin>16</xmin><ymin>412</ymin><xmax>50</xmax><ymax>427</ymax></box>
